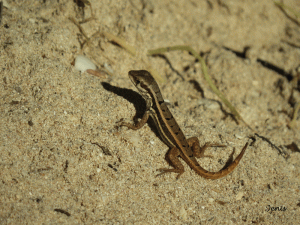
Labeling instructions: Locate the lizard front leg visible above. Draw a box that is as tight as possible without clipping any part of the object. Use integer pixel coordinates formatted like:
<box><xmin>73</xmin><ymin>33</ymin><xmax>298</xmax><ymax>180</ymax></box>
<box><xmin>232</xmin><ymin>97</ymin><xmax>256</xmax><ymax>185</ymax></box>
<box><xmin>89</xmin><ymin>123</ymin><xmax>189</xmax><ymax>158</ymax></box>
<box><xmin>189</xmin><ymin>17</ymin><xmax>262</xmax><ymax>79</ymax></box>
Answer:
<box><xmin>117</xmin><ymin>111</ymin><xmax>150</xmax><ymax>130</ymax></box>
<box><xmin>156</xmin><ymin>147</ymin><xmax>185</xmax><ymax>179</ymax></box>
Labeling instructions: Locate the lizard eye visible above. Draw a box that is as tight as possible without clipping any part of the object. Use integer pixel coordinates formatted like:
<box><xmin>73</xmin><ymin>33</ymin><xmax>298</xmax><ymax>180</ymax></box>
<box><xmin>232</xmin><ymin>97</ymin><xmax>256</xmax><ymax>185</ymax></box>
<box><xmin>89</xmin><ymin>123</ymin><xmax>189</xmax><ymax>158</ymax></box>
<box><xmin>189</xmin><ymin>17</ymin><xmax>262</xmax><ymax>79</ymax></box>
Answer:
<box><xmin>141</xmin><ymin>83</ymin><xmax>148</xmax><ymax>89</ymax></box>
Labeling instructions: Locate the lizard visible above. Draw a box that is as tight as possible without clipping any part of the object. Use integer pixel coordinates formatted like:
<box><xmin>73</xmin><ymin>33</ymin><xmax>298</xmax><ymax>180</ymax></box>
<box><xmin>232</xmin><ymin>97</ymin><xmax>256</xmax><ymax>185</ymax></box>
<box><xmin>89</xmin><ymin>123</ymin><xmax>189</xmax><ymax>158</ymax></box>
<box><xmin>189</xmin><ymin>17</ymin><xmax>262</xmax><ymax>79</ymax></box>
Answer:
<box><xmin>118</xmin><ymin>70</ymin><xmax>248</xmax><ymax>179</ymax></box>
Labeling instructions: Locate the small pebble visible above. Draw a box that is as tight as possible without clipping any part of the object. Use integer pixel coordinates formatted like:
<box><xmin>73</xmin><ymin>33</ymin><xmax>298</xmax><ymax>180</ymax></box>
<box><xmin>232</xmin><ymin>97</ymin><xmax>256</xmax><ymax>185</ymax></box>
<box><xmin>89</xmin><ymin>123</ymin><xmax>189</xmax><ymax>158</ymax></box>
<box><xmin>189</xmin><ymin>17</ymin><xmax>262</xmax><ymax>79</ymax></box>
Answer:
<box><xmin>75</xmin><ymin>55</ymin><xmax>97</xmax><ymax>72</ymax></box>
<box><xmin>236</xmin><ymin>192</ymin><xmax>244</xmax><ymax>200</ymax></box>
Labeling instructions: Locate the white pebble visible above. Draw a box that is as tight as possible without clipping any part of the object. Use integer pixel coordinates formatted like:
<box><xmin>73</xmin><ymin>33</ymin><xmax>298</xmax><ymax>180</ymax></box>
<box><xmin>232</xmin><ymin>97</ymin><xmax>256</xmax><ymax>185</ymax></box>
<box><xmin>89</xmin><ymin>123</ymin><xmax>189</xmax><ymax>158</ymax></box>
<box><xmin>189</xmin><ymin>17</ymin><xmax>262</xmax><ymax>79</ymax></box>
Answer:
<box><xmin>75</xmin><ymin>55</ymin><xmax>97</xmax><ymax>72</ymax></box>
<box><xmin>179</xmin><ymin>206</ymin><xmax>188</xmax><ymax>220</ymax></box>
<box><xmin>236</xmin><ymin>192</ymin><xmax>244</xmax><ymax>200</ymax></box>
<box><xmin>235</xmin><ymin>133</ymin><xmax>244</xmax><ymax>139</ymax></box>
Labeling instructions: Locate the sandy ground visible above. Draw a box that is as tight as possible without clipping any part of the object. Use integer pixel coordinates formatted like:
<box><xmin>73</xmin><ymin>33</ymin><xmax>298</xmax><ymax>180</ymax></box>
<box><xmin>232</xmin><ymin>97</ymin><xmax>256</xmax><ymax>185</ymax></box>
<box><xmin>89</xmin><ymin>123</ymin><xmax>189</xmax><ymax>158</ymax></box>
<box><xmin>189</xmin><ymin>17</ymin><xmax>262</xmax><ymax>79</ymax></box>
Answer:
<box><xmin>1</xmin><ymin>0</ymin><xmax>300</xmax><ymax>224</ymax></box>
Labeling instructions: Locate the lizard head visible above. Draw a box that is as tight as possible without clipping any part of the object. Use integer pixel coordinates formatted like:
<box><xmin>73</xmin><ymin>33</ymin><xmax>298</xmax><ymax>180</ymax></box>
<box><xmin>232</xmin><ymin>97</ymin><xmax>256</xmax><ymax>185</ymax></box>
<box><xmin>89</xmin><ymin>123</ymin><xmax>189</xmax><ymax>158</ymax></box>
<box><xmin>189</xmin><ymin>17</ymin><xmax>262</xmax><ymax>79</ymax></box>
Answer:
<box><xmin>128</xmin><ymin>70</ymin><xmax>156</xmax><ymax>95</ymax></box>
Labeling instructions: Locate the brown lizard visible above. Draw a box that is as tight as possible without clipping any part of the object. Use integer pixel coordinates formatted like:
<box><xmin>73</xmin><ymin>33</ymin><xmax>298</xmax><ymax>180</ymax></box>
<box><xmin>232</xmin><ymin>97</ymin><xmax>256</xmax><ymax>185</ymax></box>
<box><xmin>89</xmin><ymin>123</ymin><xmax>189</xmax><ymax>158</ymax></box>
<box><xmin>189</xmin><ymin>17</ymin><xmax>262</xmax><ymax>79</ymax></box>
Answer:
<box><xmin>118</xmin><ymin>70</ymin><xmax>248</xmax><ymax>179</ymax></box>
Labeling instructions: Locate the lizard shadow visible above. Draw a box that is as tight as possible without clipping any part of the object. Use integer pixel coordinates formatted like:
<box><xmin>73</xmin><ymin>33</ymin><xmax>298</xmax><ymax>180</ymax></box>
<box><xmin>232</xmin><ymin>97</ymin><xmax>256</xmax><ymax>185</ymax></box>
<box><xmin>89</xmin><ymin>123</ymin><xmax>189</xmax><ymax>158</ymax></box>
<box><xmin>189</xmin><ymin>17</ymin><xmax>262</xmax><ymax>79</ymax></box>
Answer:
<box><xmin>102</xmin><ymin>82</ymin><xmax>145</xmax><ymax>121</ymax></box>
<box><xmin>101</xmin><ymin>82</ymin><xmax>166</xmax><ymax>142</ymax></box>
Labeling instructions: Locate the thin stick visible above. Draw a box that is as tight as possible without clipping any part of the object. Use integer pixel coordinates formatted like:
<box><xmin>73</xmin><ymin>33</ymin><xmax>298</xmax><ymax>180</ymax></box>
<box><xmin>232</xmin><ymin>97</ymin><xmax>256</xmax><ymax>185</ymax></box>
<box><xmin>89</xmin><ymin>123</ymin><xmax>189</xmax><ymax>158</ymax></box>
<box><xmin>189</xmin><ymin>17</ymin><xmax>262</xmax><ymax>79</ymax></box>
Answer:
<box><xmin>288</xmin><ymin>102</ymin><xmax>300</xmax><ymax>129</ymax></box>
<box><xmin>102</xmin><ymin>32</ymin><xmax>136</xmax><ymax>56</ymax></box>
<box><xmin>274</xmin><ymin>1</ymin><xmax>300</xmax><ymax>19</ymax></box>
<box><xmin>69</xmin><ymin>17</ymin><xmax>89</xmax><ymax>40</ymax></box>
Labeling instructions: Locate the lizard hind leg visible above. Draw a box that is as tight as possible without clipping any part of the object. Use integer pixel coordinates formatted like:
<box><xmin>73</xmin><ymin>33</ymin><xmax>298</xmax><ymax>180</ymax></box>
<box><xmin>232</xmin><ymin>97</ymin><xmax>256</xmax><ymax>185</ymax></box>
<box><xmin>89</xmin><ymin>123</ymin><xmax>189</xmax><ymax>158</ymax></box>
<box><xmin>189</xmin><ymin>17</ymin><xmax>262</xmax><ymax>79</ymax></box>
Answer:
<box><xmin>188</xmin><ymin>137</ymin><xmax>248</xmax><ymax>179</ymax></box>
<box><xmin>188</xmin><ymin>137</ymin><xmax>226</xmax><ymax>159</ymax></box>
<box><xmin>156</xmin><ymin>147</ymin><xmax>185</xmax><ymax>179</ymax></box>
<box><xmin>188</xmin><ymin>137</ymin><xmax>239</xmax><ymax>170</ymax></box>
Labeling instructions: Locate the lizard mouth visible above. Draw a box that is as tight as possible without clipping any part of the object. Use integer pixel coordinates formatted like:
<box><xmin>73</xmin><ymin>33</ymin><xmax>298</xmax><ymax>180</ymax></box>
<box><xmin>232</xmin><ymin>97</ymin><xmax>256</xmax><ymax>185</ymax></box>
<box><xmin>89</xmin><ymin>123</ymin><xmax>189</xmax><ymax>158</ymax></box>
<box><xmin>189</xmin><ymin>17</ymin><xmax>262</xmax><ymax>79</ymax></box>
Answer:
<box><xmin>128</xmin><ymin>75</ymin><xmax>139</xmax><ymax>87</ymax></box>
<box><xmin>128</xmin><ymin>70</ymin><xmax>139</xmax><ymax>76</ymax></box>
<box><xmin>128</xmin><ymin>70</ymin><xmax>139</xmax><ymax>85</ymax></box>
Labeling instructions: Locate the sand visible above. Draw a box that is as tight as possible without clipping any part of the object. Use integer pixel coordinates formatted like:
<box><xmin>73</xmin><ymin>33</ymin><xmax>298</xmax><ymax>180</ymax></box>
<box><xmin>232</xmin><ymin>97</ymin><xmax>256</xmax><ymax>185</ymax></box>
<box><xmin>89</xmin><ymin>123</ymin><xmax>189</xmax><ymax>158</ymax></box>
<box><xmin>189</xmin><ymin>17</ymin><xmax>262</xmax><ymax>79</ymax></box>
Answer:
<box><xmin>1</xmin><ymin>0</ymin><xmax>299</xmax><ymax>224</ymax></box>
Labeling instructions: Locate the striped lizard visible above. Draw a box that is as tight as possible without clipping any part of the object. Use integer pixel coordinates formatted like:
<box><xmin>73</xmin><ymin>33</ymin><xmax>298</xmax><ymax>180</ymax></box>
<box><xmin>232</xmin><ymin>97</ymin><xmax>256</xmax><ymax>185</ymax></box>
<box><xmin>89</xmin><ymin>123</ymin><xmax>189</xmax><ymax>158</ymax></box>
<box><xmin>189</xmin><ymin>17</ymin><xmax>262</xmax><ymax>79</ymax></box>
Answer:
<box><xmin>118</xmin><ymin>70</ymin><xmax>248</xmax><ymax>179</ymax></box>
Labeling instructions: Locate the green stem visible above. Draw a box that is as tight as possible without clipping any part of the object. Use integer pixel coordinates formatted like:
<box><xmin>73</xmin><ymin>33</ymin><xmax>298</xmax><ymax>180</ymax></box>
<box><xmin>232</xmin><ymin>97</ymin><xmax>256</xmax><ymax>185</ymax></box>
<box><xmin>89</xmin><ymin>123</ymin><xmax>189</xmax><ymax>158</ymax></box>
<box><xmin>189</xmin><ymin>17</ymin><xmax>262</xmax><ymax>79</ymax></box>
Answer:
<box><xmin>148</xmin><ymin>45</ymin><xmax>252</xmax><ymax>130</ymax></box>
